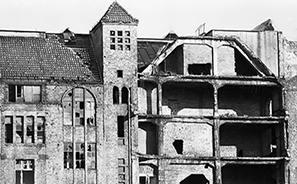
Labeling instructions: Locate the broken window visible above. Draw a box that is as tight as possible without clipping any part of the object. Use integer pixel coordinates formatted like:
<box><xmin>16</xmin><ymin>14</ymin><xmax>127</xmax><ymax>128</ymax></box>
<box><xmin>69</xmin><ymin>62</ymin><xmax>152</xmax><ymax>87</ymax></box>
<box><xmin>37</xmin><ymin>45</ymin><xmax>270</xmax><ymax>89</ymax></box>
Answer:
<box><xmin>76</xmin><ymin>143</ymin><xmax>85</xmax><ymax>168</ymax></box>
<box><xmin>173</xmin><ymin>140</ymin><xmax>183</xmax><ymax>154</ymax></box>
<box><xmin>5</xmin><ymin>116</ymin><xmax>13</xmax><ymax>143</ymax></box>
<box><xmin>113</xmin><ymin>87</ymin><xmax>120</xmax><ymax>104</ymax></box>
<box><xmin>16</xmin><ymin>116</ymin><xmax>24</xmax><ymax>143</ymax></box>
<box><xmin>64</xmin><ymin>143</ymin><xmax>73</xmax><ymax>169</ymax></box>
<box><xmin>118</xmin><ymin>158</ymin><xmax>126</xmax><ymax>183</ymax></box>
<box><xmin>87</xmin><ymin>143</ymin><xmax>96</xmax><ymax>169</ymax></box>
<box><xmin>16</xmin><ymin>160</ymin><xmax>34</xmax><ymax>184</ymax></box>
<box><xmin>8</xmin><ymin>85</ymin><xmax>41</xmax><ymax>103</ymax></box>
<box><xmin>122</xmin><ymin>87</ymin><xmax>129</xmax><ymax>104</ymax></box>
<box><xmin>110</xmin><ymin>30</ymin><xmax>131</xmax><ymax>51</ymax></box>
<box><xmin>63</xmin><ymin>88</ymin><xmax>95</xmax><ymax>126</ymax></box>
<box><xmin>36</xmin><ymin>116</ymin><xmax>45</xmax><ymax>143</ymax></box>
<box><xmin>26</xmin><ymin>116</ymin><xmax>34</xmax><ymax>143</ymax></box>
<box><xmin>188</xmin><ymin>64</ymin><xmax>211</xmax><ymax>75</ymax></box>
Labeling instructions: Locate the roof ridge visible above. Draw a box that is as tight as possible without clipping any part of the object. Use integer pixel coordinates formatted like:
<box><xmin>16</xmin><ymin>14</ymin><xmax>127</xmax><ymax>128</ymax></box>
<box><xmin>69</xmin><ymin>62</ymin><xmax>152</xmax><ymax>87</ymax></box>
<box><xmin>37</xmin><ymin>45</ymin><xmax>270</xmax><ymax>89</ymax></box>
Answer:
<box><xmin>100</xmin><ymin>1</ymin><xmax>138</xmax><ymax>24</ymax></box>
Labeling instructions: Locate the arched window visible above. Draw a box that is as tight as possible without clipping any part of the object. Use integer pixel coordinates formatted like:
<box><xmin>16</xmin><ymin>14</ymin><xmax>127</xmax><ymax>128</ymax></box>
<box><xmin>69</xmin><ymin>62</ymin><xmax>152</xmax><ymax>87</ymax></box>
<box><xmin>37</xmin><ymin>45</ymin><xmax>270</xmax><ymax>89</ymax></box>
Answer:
<box><xmin>62</xmin><ymin>88</ymin><xmax>96</xmax><ymax>172</ymax></box>
<box><xmin>122</xmin><ymin>87</ymin><xmax>129</xmax><ymax>104</ymax></box>
<box><xmin>113</xmin><ymin>86</ymin><xmax>119</xmax><ymax>104</ymax></box>
<box><xmin>63</xmin><ymin>88</ymin><xmax>96</xmax><ymax>126</ymax></box>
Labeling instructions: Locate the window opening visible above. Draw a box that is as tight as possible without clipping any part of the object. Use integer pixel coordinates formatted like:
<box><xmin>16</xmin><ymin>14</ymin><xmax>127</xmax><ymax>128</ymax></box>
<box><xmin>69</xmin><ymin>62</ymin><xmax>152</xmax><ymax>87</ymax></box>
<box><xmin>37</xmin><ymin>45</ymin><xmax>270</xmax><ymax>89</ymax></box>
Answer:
<box><xmin>117</xmin><ymin>70</ymin><xmax>123</xmax><ymax>78</ymax></box>
<box><xmin>113</xmin><ymin>87</ymin><xmax>120</xmax><ymax>104</ymax></box>
<box><xmin>117</xmin><ymin>116</ymin><xmax>125</xmax><ymax>137</ymax></box>
<box><xmin>74</xmin><ymin>88</ymin><xmax>84</xmax><ymax>126</ymax></box>
<box><xmin>87</xmin><ymin>143</ymin><xmax>96</xmax><ymax>169</ymax></box>
<box><xmin>8</xmin><ymin>85</ymin><xmax>41</xmax><ymax>103</ymax></box>
<box><xmin>110</xmin><ymin>30</ymin><xmax>131</xmax><ymax>51</ymax></box>
<box><xmin>139</xmin><ymin>176</ymin><xmax>146</xmax><ymax>184</ymax></box>
<box><xmin>16</xmin><ymin>116</ymin><xmax>24</xmax><ymax>143</ymax></box>
<box><xmin>64</xmin><ymin>143</ymin><xmax>73</xmax><ymax>169</ymax></box>
<box><xmin>118</xmin><ymin>158</ymin><xmax>126</xmax><ymax>183</ymax></box>
<box><xmin>26</xmin><ymin>116</ymin><xmax>34</xmax><ymax>143</ymax></box>
<box><xmin>188</xmin><ymin>64</ymin><xmax>211</xmax><ymax>75</ymax></box>
<box><xmin>122</xmin><ymin>87</ymin><xmax>129</xmax><ymax>104</ymax></box>
<box><xmin>76</xmin><ymin>143</ymin><xmax>85</xmax><ymax>168</ymax></box>
<box><xmin>5</xmin><ymin>116</ymin><xmax>13</xmax><ymax>143</ymax></box>
<box><xmin>173</xmin><ymin>140</ymin><xmax>183</xmax><ymax>154</ymax></box>
<box><xmin>36</xmin><ymin>117</ymin><xmax>45</xmax><ymax>143</ymax></box>
<box><xmin>16</xmin><ymin>160</ymin><xmax>34</xmax><ymax>184</ymax></box>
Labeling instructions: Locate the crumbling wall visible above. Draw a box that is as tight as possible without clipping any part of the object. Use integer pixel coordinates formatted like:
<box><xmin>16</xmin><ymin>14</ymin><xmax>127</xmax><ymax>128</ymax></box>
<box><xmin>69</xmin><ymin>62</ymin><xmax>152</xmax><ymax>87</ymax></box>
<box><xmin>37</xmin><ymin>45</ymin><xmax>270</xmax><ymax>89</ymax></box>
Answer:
<box><xmin>183</xmin><ymin>44</ymin><xmax>212</xmax><ymax>75</ymax></box>
<box><xmin>163</xmin><ymin>122</ymin><xmax>213</xmax><ymax>157</ymax></box>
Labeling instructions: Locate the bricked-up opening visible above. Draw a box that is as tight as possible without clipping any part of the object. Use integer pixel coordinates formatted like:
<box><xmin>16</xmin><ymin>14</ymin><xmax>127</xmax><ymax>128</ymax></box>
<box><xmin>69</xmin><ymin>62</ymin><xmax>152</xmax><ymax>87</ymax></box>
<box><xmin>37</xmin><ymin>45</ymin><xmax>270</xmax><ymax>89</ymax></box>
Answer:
<box><xmin>16</xmin><ymin>160</ymin><xmax>34</xmax><ymax>184</ymax></box>
<box><xmin>8</xmin><ymin>85</ymin><xmax>41</xmax><ymax>103</ymax></box>
<box><xmin>180</xmin><ymin>174</ymin><xmax>209</xmax><ymax>184</ymax></box>
<box><xmin>235</xmin><ymin>49</ymin><xmax>259</xmax><ymax>76</ymax></box>
<box><xmin>122</xmin><ymin>87</ymin><xmax>129</xmax><ymax>104</ymax></box>
<box><xmin>188</xmin><ymin>64</ymin><xmax>211</xmax><ymax>75</ymax></box>
<box><xmin>113</xmin><ymin>86</ymin><xmax>120</xmax><ymax>104</ymax></box>
<box><xmin>173</xmin><ymin>140</ymin><xmax>183</xmax><ymax>154</ymax></box>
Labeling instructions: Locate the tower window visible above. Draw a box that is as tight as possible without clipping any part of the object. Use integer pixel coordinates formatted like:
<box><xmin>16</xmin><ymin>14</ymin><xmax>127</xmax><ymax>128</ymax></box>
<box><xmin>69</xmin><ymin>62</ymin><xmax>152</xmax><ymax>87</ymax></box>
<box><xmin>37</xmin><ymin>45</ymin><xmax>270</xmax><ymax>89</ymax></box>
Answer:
<box><xmin>113</xmin><ymin>87</ymin><xmax>120</xmax><ymax>104</ymax></box>
<box><xmin>109</xmin><ymin>30</ymin><xmax>131</xmax><ymax>51</ymax></box>
<box><xmin>117</xmin><ymin>70</ymin><xmax>123</xmax><ymax>78</ymax></box>
<box><xmin>122</xmin><ymin>87</ymin><xmax>129</xmax><ymax>104</ymax></box>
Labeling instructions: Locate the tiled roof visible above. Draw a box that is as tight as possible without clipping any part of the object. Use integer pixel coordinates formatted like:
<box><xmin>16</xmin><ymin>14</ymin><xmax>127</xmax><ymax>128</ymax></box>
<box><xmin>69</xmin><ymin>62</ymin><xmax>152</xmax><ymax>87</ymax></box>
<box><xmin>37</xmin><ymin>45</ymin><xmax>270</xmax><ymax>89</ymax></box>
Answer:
<box><xmin>0</xmin><ymin>35</ymin><xmax>99</xmax><ymax>82</ymax></box>
<box><xmin>100</xmin><ymin>1</ymin><xmax>138</xmax><ymax>24</ymax></box>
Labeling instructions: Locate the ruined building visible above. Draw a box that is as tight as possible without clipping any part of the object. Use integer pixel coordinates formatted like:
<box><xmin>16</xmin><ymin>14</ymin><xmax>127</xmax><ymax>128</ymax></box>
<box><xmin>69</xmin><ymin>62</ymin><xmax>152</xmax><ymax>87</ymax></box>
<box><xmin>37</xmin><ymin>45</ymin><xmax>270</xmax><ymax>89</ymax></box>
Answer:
<box><xmin>1</xmin><ymin>1</ymin><xmax>297</xmax><ymax>184</ymax></box>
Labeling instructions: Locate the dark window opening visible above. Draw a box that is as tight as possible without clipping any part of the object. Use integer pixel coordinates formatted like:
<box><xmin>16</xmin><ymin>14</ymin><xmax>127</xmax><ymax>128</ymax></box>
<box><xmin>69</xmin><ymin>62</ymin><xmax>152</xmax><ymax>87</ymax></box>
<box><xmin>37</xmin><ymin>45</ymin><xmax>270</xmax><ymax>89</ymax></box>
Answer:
<box><xmin>16</xmin><ymin>160</ymin><xmax>34</xmax><ymax>184</ymax></box>
<box><xmin>110</xmin><ymin>30</ymin><xmax>116</xmax><ymax>36</ymax></box>
<box><xmin>5</xmin><ymin>116</ymin><xmax>13</xmax><ymax>143</ymax></box>
<box><xmin>16</xmin><ymin>116</ymin><xmax>24</xmax><ymax>143</ymax></box>
<box><xmin>235</xmin><ymin>49</ymin><xmax>259</xmax><ymax>76</ymax></box>
<box><xmin>117</xmin><ymin>70</ymin><xmax>123</xmax><ymax>78</ymax></box>
<box><xmin>180</xmin><ymin>174</ymin><xmax>209</xmax><ymax>184</ymax></box>
<box><xmin>173</xmin><ymin>140</ymin><xmax>183</xmax><ymax>154</ymax></box>
<box><xmin>139</xmin><ymin>176</ymin><xmax>146</xmax><ymax>184</ymax></box>
<box><xmin>117</xmin><ymin>116</ymin><xmax>125</xmax><ymax>137</ymax></box>
<box><xmin>113</xmin><ymin>87</ymin><xmax>119</xmax><ymax>104</ymax></box>
<box><xmin>117</xmin><ymin>31</ymin><xmax>123</xmax><ymax>36</ymax></box>
<box><xmin>122</xmin><ymin>87</ymin><xmax>129</xmax><ymax>104</ymax></box>
<box><xmin>36</xmin><ymin>117</ymin><xmax>45</xmax><ymax>144</ymax></box>
<box><xmin>188</xmin><ymin>64</ymin><xmax>211</xmax><ymax>75</ymax></box>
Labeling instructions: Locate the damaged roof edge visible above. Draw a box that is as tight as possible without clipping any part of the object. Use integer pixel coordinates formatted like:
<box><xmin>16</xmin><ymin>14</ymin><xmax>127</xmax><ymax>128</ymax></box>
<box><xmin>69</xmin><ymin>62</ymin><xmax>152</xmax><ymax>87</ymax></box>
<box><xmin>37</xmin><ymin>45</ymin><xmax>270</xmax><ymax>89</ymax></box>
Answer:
<box><xmin>141</xmin><ymin>36</ymin><xmax>276</xmax><ymax>77</ymax></box>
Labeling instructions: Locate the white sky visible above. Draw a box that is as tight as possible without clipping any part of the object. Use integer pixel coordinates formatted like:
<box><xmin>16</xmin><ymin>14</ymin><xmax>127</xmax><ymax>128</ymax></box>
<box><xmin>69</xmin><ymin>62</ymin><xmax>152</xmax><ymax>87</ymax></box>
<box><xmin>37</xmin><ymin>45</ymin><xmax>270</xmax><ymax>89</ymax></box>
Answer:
<box><xmin>0</xmin><ymin>0</ymin><xmax>296</xmax><ymax>40</ymax></box>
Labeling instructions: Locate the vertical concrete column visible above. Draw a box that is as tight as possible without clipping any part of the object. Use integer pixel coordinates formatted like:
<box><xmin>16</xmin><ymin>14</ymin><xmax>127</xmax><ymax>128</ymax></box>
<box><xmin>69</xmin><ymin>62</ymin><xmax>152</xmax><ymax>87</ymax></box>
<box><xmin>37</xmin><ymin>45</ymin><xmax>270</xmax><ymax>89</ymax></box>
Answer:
<box><xmin>158</xmin><ymin>120</ymin><xmax>164</xmax><ymax>156</ymax></box>
<box><xmin>213</xmin><ymin>84</ymin><xmax>221</xmax><ymax>184</ymax></box>
<box><xmin>212</xmin><ymin>41</ymin><xmax>218</xmax><ymax>76</ymax></box>
<box><xmin>157</xmin><ymin>82</ymin><xmax>163</xmax><ymax>115</ymax></box>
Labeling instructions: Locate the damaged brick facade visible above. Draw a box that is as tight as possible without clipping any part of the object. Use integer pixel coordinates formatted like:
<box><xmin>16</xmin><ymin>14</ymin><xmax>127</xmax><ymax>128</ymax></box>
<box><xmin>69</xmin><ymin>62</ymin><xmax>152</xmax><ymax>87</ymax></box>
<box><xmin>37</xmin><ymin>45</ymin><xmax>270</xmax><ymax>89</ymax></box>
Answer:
<box><xmin>0</xmin><ymin>1</ymin><xmax>297</xmax><ymax>184</ymax></box>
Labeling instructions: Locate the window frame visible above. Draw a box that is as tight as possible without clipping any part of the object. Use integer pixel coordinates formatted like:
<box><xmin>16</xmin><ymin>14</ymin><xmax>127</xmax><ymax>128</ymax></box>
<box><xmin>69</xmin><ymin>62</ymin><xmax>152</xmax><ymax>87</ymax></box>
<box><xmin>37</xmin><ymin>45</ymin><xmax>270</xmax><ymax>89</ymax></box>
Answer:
<box><xmin>8</xmin><ymin>84</ymin><xmax>42</xmax><ymax>103</ymax></box>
